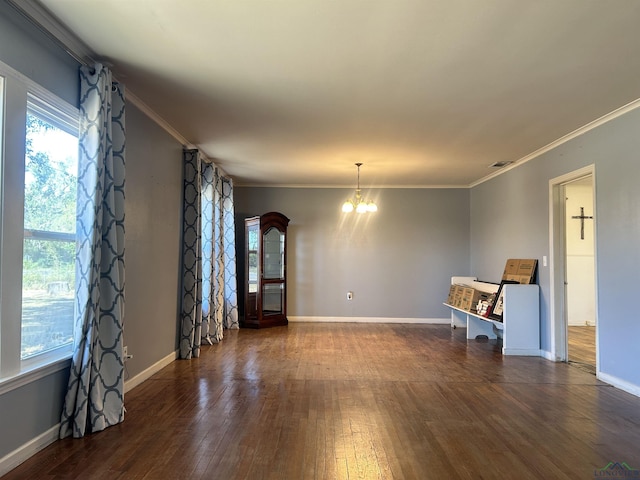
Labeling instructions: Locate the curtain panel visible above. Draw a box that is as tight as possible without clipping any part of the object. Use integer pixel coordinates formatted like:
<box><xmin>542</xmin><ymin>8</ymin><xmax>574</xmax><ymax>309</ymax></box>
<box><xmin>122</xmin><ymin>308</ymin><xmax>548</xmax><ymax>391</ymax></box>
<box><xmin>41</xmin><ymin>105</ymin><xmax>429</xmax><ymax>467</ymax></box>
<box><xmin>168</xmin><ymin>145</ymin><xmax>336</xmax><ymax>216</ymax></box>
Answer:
<box><xmin>60</xmin><ymin>64</ymin><xmax>126</xmax><ymax>439</ymax></box>
<box><xmin>179</xmin><ymin>150</ymin><xmax>203</xmax><ymax>358</ymax></box>
<box><xmin>179</xmin><ymin>150</ymin><xmax>238</xmax><ymax>359</ymax></box>
<box><xmin>211</xmin><ymin>166</ymin><xmax>239</xmax><ymax>338</ymax></box>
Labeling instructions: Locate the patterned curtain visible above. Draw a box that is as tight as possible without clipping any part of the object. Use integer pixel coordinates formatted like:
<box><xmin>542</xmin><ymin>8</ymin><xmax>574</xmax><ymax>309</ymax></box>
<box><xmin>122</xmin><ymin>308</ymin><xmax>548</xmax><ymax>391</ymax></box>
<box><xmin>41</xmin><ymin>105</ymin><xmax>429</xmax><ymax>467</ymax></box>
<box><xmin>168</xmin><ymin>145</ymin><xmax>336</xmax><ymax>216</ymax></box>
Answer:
<box><xmin>201</xmin><ymin>163</ymin><xmax>215</xmax><ymax>342</ymax></box>
<box><xmin>179</xmin><ymin>150</ymin><xmax>203</xmax><ymax>358</ymax></box>
<box><xmin>210</xmin><ymin>165</ymin><xmax>239</xmax><ymax>340</ymax></box>
<box><xmin>60</xmin><ymin>64</ymin><xmax>126</xmax><ymax>438</ymax></box>
<box><xmin>180</xmin><ymin>150</ymin><xmax>238</xmax><ymax>359</ymax></box>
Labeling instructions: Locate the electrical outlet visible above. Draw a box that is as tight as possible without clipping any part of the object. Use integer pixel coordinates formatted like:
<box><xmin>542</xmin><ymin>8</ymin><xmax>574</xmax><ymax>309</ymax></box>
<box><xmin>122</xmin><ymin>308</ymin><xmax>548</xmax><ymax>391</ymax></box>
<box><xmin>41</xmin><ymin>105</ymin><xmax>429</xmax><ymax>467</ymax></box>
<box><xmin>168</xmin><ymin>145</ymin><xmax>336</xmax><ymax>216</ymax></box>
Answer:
<box><xmin>123</xmin><ymin>346</ymin><xmax>133</xmax><ymax>361</ymax></box>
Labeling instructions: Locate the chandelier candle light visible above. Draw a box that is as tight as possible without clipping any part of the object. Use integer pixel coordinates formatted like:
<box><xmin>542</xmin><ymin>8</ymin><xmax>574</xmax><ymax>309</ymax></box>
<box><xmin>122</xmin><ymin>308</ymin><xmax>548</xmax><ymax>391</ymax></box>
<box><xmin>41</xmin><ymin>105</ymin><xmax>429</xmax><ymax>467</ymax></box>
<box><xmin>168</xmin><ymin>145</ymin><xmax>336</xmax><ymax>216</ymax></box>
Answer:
<box><xmin>342</xmin><ymin>163</ymin><xmax>377</xmax><ymax>213</ymax></box>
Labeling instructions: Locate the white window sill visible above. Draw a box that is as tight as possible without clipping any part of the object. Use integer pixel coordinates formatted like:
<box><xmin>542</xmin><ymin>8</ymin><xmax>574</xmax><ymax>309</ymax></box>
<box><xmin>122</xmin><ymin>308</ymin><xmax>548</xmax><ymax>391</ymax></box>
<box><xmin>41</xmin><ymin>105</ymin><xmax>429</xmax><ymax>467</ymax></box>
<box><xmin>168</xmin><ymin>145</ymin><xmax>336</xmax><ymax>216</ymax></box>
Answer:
<box><xmin>0</xmin><ymin>355</ymin><xmax>71</xmax><ymax>396</ymax></box>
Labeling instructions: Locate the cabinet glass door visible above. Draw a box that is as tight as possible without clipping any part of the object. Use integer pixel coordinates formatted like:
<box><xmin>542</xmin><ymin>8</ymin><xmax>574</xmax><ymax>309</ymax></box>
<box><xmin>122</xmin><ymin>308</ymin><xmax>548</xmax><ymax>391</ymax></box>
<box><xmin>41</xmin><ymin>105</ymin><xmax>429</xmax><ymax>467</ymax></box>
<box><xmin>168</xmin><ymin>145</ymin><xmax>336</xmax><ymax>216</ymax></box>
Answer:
<box><xmin>263</xmin><ymin>227</ymin><xmax>284</xmax><ymax>279</ymax></box>
<box><xmin>247</xmin><ymin>224</ymin><xmax>259</xmax><ymax>293</ymax></box>
<box><xmin>262</xmin><ymin>226</ymin><xmax>285</xmax><ymax>317</ymax></box>
<box><xmin>262</xmin><ymin>283</ymin><xmax>284</xmax><ymax>315</ymax></box>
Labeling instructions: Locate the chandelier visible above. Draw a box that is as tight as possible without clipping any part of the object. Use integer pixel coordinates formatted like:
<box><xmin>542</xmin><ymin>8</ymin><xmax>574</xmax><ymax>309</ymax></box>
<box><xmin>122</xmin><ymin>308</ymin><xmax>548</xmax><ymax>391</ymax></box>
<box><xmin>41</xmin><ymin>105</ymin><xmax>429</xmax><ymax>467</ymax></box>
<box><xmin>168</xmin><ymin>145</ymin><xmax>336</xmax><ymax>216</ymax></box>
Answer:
<box><xmin>342</xmin><ymin>163</ymin><xmax>377</xmax><ymax>213</ymax></box>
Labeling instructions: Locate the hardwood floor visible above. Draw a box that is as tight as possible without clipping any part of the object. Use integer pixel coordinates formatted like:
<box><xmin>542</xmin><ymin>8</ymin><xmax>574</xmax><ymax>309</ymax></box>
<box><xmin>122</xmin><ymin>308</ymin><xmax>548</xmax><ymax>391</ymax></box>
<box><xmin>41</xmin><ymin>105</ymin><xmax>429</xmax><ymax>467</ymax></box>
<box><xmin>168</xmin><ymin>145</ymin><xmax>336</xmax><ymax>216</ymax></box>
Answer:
<box><xmin>4</xmin><ymin>323</ymin><xmax>640</xmax><ymax>479</ymax></box>
<box><xmin>568</xmin><ymin>325</ymin><xmax>596</xmax><ymax>369</ymax></box>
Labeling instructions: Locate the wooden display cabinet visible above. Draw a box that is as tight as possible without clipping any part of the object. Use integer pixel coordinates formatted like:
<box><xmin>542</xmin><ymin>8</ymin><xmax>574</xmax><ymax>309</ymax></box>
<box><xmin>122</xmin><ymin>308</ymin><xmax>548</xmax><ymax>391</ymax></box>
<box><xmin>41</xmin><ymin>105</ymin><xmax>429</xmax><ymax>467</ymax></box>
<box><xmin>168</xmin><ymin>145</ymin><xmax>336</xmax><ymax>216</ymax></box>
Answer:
<box><xmin>242</xmin><ymin>212</ymin><xmax>289</xmax><ymax>328</ymax></box>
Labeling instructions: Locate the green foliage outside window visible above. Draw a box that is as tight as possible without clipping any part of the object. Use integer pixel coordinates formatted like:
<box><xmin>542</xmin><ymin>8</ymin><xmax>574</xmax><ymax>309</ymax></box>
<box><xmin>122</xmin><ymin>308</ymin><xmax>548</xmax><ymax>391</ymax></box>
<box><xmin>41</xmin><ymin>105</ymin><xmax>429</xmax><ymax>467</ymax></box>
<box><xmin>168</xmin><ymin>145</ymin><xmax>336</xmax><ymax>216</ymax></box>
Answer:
<box><xmin>23</xmin><ymin>113</ymin><xmax>76</xmax><ymax>290</ymax></box>
<box><xmin>21</xmin><ymin>111</ymin><xmax>77</xmax><ymax>358</ymax></box>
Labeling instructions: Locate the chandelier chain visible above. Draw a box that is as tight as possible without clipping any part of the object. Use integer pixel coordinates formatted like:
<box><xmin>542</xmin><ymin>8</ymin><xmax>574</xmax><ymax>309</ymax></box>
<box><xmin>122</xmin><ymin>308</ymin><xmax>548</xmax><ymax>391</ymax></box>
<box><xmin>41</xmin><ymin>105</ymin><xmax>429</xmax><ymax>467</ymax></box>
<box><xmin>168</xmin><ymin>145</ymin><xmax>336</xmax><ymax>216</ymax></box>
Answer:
<box><xmin>342</xmin><ymin>163</ymin><xmax>377</xmax><ymax>213</ymax></box>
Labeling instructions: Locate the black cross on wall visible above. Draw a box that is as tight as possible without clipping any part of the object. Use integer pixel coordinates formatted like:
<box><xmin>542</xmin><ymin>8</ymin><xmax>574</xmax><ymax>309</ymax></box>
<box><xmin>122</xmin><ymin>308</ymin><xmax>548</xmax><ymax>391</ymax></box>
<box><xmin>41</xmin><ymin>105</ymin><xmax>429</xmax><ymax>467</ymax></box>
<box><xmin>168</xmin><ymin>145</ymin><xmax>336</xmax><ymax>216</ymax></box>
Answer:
<box><xmin>571</xmin><ymin>206</ymin><xmax>594</xmax><ymax>240</ymax></box>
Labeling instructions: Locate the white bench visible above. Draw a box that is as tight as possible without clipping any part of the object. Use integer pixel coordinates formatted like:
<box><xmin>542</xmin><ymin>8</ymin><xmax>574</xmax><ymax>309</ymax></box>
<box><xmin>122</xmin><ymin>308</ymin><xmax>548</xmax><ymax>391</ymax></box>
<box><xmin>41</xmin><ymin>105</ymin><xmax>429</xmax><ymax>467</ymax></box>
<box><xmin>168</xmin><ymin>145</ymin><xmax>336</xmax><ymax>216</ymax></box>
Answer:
<box><xmin>445</xmin><ymin>276</ymin><xmax>540</xmax><ymax>356</ymax></box>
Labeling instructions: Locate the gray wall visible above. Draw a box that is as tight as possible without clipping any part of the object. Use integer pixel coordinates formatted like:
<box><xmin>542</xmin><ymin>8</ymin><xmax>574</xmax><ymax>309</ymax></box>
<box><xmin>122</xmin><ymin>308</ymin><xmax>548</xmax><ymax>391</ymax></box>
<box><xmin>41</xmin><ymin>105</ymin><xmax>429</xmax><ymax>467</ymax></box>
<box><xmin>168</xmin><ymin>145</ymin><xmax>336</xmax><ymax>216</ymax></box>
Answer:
<box><xmin>235</xmin><ymin>187</ymin><xmax>471</xmax><ymax>320</ymax></box>
<box><xmin>0</xmin><ymin>1</ymin><xmax>78</xmax><ymax>106</ymax></box>
<box><xmin>470</xmin><ymin>108</ymin><xmax>640</xmax><ymax>389</ymax></box>
<box><xmin>0</xmin><ymin>1</ymin><xmax>77</xmax><ymax>458</ymax></box>
<box><xmin>121</xmin><ymin>103</ymin><xmax>183</xmax><ymax>372</ymax></box>
<box><xmin>0</xmin><ymin>367</ymin><xmax>70</xmax><ymax>462</ymax></box>
<box><xmin>594</xmin><ymin>114</ymin><xmax>640</xmax><ymax>386</ymax></box>
<box><xmin>0</xmin><ymin>2</ymin><xmax>183</xmax><ymax>459</ymax></box>
<box><xmin>3</xmin><ymin>0</ymin><xmax>640</xmax><ymax>461</ymax></box>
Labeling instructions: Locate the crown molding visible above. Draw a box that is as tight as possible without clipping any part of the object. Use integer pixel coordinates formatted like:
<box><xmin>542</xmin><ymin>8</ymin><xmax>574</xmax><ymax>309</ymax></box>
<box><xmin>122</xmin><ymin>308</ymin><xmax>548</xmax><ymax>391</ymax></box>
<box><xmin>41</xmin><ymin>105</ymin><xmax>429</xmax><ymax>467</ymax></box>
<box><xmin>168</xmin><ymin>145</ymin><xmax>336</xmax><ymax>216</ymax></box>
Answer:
<box><xmin>124</xmin><ymin>91</ymin><xmax>231</xmax><ymax>175</ymax></box>
<box><xmin>6</xmin><ymin>0</ymin><xmax>95</xmax><ymax>66</ymax></box>
<box><xmin>5</xmin><ymin>1</ymin><xmax>234</xmax><ymax>175</ymax></box>
<box><xmin>10</xmin><ymin>0</ymin><xmax>639</xmax><ymax>189</ymax></box>
<box><xmin>470</xmin><ymin>96</ymin><xmax>640</xmax><ymax>188</ymax></box>
<box><xmin>125</xmin><ymin>90</ymin><xmax>193</xmax><ymax>148</ymax></box>
<box><xmin>234</xmin><ymin>183</ymin><xmax>466</xmax><ymax>189</ymax></box>
<box><xmin>239</xmin><ymin>94</ymin><xmax>640</xmax><ymax>190</ymax></box>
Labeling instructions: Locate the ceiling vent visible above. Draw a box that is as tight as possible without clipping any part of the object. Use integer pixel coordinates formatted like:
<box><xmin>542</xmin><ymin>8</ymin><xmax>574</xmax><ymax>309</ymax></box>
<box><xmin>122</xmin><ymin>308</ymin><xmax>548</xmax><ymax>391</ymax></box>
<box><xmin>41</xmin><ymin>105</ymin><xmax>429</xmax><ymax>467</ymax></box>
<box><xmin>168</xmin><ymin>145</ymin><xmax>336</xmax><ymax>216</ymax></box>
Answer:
<box><xmin>489</xmin><ymin>161</ymin><xmax>514</xmax><ymax>168</ymax></box>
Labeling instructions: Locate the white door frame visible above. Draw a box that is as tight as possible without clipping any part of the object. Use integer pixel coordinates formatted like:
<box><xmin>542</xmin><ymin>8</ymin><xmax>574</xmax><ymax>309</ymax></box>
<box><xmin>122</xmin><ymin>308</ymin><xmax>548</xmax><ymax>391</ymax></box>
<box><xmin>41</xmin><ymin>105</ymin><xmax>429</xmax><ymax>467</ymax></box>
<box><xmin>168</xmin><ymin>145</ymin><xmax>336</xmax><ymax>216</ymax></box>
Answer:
<box><xmin>548</xmin><ymin>165</ymin><xmax>598</xmax><ymax>367</ymax></box>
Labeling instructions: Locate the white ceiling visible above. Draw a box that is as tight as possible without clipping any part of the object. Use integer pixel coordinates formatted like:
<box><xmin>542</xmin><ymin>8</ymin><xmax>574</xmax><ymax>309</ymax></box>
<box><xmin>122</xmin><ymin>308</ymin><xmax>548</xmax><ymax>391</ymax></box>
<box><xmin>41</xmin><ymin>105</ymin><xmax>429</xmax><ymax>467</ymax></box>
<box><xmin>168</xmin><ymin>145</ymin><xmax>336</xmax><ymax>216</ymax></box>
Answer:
<box><xmin>29</xmin><ymin>0</ymin><xmax>640</xmax><ymax>187</ymax></box>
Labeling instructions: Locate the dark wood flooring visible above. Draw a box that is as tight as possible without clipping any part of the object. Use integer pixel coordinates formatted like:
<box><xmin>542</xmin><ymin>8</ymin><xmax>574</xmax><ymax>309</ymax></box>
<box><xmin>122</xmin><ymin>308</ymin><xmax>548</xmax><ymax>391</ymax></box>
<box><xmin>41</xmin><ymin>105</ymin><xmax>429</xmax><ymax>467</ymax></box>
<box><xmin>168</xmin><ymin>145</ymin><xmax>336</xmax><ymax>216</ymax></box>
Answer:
<box><xmin>568</xmin><ymin>325</ymin><xmax>596</xmax><ymax>368</ymax></box>
<box><xmin>4</xmin><ymin>323</ymin><xmax>640</xmax><ymax>479</ymax></box>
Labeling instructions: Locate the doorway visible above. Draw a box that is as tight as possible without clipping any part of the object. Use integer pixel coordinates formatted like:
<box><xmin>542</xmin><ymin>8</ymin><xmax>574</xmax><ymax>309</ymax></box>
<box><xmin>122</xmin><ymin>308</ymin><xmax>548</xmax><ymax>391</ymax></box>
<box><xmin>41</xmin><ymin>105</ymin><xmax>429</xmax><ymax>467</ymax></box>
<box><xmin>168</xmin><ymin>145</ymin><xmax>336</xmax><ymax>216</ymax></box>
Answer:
<box><xmin>549</xmin><ymin>166</ymin><xmax>598</xmax><ymax>373</ymax></box>
<box><xmin>564</xmin><ymin>177</ymin><xmax>596</xmax><ymax>371</ymax></box>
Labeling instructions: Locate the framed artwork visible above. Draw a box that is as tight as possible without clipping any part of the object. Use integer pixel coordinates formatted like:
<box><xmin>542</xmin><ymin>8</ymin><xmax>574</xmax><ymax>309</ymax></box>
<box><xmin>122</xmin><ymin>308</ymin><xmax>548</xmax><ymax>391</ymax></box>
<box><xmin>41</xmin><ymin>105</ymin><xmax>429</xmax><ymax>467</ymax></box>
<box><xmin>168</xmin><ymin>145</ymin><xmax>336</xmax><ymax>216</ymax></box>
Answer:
<box><xmin>488</xmin><ymin>280</ymin><xmax>518</xmax><ymax>321</ymax></box>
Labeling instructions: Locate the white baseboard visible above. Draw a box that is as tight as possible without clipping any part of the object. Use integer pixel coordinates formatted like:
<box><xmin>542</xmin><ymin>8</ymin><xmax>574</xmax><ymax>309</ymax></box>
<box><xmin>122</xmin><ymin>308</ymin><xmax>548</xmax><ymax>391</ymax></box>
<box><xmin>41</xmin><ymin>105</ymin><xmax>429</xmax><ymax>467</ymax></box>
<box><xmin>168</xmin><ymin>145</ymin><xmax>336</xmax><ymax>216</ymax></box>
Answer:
<box><xmin>288</xmin><ymin>316</ymin><xmax>449</xmax><ymax>324</ymax></box>
<box><xmin>0</xmin><ymin>350</ymin><xmax>178</xmax><ymax>476</ymax></box>
<box><xmin>536</xmin><ymin>351</ymin><xmax>640</xmax><ymax>397</ymax></box>
<box><xmin>540</xmin><ymin>349</ymin><xmax>557</xmax><ymax>361</ymax></box>
<box><xmin>124</xmin><ymin>349</ymin><xmax>178</xmax><ymax>394</ymax></box>
<box><xmin>0</xmin><ymin>424</ymin><xmax>59</xmax><ymax>477</ymax></box>
<box><xmin>597</xmin><ymin>371</ymin><xmax>640</xmax><ymax>398</ymax></box>
<box><xmin>502</xmin><ymin>348</ymin><xmax>542</xmax><ymax>356</ymax></box>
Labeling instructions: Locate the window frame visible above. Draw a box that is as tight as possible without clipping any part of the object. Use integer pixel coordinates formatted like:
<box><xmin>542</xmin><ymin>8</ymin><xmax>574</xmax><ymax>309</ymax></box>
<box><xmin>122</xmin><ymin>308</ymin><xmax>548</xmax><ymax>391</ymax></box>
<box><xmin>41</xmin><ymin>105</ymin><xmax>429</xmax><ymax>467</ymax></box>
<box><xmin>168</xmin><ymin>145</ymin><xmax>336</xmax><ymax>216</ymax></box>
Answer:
<box><xmin>0</xmin><ymin>59</ymin><xmax>79</xmax><ymax>392</ymax></box>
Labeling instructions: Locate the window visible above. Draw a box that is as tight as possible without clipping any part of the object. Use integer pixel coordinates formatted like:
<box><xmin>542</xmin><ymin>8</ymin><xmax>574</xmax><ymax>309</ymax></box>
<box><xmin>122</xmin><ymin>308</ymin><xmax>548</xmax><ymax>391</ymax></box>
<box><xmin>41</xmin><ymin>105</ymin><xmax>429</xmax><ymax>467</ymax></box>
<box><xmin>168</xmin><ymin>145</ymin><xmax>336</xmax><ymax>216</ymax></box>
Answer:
<box><xmin>22</xmin><ymin>96</ymin><xmax>78</xmax><ymax>359</ymax></box>
<box><xmin>0</xmin><ymin>61</ymin><xmax>79</xmax><ymax>385</ymax></box>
